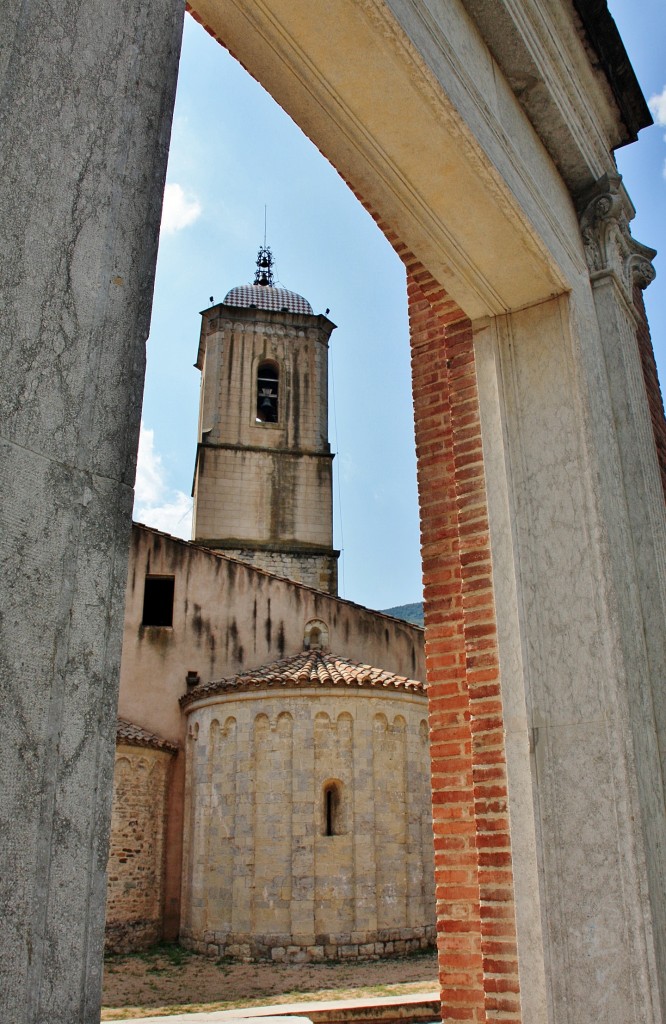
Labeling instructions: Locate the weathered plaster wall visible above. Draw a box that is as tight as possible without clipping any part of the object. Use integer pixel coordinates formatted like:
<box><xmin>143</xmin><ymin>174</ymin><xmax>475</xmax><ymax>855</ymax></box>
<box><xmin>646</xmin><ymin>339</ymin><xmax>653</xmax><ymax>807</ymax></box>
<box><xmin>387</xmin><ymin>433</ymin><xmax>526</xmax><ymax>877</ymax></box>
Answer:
<box><xmin>119</xmin><ymin>524</ymin><xmax>425</xmax><ymax>746</ymax></box>
<box><xmin>180</xmin><ymin>689</ymin><xmax>435</xmax><ymax>960</ymax></box>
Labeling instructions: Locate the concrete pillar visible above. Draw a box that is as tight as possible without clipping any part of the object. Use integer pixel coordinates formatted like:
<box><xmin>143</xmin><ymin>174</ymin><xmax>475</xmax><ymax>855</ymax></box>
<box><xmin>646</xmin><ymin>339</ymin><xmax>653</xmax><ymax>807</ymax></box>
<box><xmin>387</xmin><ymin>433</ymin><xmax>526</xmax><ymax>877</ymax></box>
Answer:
<box><xmin>0</xmin><ymin>3</ymin><xmax>184</xmax><ymax>1021</ymax></box>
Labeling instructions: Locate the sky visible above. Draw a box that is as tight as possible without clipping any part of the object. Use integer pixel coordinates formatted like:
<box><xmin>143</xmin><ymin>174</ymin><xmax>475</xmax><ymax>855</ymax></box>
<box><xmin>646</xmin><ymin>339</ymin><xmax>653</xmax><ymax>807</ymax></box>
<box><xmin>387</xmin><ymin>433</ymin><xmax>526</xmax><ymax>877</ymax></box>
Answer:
<box><xmin>136</xmin><ymin>2</ymin><xmax>665</xmax><ymax>612</ymax></box>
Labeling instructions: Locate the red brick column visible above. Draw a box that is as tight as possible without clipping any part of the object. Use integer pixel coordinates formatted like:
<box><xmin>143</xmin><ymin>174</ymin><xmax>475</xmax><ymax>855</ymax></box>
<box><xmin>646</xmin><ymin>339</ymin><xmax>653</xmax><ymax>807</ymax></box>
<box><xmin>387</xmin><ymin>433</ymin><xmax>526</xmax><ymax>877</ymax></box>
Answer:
<box><xmin>406</xmin><ymin>265</ymin><xmax>521</xmax><ymax>1024</ymax></box>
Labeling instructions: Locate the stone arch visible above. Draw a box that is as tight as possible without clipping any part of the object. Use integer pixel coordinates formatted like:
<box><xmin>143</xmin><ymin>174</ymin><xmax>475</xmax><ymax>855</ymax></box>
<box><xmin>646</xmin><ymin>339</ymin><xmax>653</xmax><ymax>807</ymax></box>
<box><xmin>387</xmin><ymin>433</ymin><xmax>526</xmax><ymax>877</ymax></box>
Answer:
<box><xmin>4</xmin><ymin>3</ymin><xmax>665</xmax><ymax>1020</ymax></box>
<box><xmin>275</xmin><ymin>710</ymin><xmax>293</xmax><ymax>733</ymax></box>
<box><xmin>373</xmin><ymin>712</ymin><xmax>388</xmax><ymax>735</ymax></box>
<box><xmin>304</xmin><ymin>618</ymin><xmax>329</xmax><ymax>650</ymax></box>
<box><xmin>336</xmin><ymin>710</ymin><xmax>353</xmax><ymax>738</ymax></box>
<box><xmin>189</xmin><ymin>1</ymin><xmax>563</xmax><ymax>318</ymax></box>
<box><xmin>114</xmin><ymin>755</ymin><xmax>132</xmax><ymax>776</ymax></box>
<box><xmin>314</xmin><ymin>709</ymin><xmax>331</xmax><ymax>734</ymax></box>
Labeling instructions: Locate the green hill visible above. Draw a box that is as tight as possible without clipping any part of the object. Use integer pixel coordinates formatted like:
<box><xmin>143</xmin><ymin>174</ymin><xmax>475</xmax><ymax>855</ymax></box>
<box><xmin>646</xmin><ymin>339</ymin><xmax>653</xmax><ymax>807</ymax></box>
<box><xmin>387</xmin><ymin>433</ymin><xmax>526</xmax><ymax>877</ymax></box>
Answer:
<box><xmin>380</xmin><ymin>601</ymin><xmax>424</xmax><ymax>627</ymax></box>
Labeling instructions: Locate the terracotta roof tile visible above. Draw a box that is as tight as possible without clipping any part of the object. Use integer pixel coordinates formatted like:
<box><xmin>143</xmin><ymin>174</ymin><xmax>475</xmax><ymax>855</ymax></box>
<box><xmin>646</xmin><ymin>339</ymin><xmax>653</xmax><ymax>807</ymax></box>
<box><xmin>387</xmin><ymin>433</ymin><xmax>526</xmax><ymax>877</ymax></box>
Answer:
<box><xmin>180</xmin><ymin>650</ymin><xmax>426</xmax><ymax>709</ymax></box>
<box><xmin>116</xmin><ymin>718</ymin><xmax>178</xmax><ymax>754</ymax></box>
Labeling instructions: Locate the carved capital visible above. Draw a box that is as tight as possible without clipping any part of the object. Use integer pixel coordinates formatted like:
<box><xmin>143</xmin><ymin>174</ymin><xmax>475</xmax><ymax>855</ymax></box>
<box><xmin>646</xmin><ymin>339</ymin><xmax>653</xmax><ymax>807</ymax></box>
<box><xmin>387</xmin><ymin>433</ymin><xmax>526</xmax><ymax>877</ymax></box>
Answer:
<box><xmin>579</xmin><ymin>173</ymin><xmax>656</xmax><ymax>300</ymax></box>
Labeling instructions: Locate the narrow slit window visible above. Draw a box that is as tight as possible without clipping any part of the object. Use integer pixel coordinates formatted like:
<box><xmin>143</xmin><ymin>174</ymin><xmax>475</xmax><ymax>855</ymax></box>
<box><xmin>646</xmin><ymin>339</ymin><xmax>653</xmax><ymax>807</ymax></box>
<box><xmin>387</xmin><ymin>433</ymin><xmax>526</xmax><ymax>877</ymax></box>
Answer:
<box><xmin>323</xmin><ymin>781</ymin><xmax>342</xmax><ymax>836</ymax></box>
<box><xmin>142</xmin><ymin>575</ymin><xmax>175</xmax><ymax>627</ymax></box>
<box><xmin>256</xmin><ymin>362</ymin><xmax>279</xmax><ymax>423</ymax></box>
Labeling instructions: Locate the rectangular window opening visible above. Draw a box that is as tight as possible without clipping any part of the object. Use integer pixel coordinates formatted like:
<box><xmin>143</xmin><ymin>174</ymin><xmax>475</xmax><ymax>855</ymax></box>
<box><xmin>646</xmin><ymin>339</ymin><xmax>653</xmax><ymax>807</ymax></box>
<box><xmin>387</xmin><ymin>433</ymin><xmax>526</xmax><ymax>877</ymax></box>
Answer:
<box><xmin>142</xmin><ymin>575</ymin><xmax>175</xmax><ymax>627</ymax></box>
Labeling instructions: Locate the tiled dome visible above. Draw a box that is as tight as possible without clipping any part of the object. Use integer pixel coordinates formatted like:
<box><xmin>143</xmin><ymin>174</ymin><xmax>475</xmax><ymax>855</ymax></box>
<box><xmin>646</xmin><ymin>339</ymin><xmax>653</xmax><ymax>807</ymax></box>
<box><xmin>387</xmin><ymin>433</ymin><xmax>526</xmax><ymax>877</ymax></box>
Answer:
<box><xmin>223</xmin><ymin>283</ymin><xmax>313</xmax><ymax>315</ymax></box>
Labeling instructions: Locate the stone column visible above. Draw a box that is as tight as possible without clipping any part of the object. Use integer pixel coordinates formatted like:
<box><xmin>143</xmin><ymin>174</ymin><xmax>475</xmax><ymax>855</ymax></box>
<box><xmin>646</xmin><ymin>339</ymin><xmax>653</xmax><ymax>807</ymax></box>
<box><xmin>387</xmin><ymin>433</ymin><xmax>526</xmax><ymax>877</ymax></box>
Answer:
<box><xmin>472</xmin><ymin>181</ymin><xmax>666</xmax><ymax>1021</ymax></box>
<box><xmin>579</xmin><ymin>174</ymin><xmax>666</xmax><ymax>1010</ymax></box>
<box><xmin>0</xmin><ymin>3</ymin><xmax>184</xmax><ymax>1021</ymax></box>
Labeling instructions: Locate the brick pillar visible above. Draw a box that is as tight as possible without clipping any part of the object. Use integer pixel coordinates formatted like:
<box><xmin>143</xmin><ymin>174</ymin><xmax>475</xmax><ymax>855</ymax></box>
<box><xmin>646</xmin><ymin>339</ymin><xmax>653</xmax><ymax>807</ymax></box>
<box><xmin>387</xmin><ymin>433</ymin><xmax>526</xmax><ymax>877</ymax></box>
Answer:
<box><xmin>407</xmin><ymin>267</ymin><xmax>521</xmax><ymax>1024</ymax></box>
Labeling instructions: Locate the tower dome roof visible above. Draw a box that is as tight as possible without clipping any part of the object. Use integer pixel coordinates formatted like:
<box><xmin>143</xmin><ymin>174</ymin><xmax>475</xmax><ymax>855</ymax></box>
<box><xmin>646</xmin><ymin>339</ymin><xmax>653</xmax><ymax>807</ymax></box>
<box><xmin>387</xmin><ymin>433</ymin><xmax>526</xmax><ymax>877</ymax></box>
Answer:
<box><xmin>223</xmin><ymin>283</ymin><xmax>313</xmax><ymax>315</ymax></box>
<box><xmin>222</xmin><ymin>244</ymin><xmax>314</xmax><ymax>315</ymax></box>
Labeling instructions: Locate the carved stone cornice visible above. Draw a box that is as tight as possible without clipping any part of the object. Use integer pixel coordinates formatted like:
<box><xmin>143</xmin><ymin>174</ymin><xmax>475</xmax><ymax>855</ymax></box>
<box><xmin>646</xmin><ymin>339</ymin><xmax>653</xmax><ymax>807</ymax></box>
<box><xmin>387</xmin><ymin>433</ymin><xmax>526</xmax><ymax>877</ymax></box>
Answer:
<box><xmin>579</xmin><ymin>174</ymin><xmax>656</xmax><ymax>303</ymax></box>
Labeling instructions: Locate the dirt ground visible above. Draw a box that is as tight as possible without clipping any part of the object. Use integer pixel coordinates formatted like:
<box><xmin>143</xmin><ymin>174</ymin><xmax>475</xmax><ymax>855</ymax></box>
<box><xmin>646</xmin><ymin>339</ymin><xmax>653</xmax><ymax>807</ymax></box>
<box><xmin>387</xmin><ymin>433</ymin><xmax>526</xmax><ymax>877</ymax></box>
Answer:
<box><xmin>102</xmin><ymin>945</ymin><xmax>439</xmax><ymax>1021</ymax></box>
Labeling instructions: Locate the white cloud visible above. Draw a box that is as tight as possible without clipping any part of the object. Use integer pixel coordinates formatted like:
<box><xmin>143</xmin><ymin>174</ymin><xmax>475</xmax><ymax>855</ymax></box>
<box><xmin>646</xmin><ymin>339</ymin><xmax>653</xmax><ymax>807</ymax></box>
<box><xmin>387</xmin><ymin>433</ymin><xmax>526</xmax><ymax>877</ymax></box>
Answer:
<box><xmin>649</xmin><ymin>87</ymin><xmax>666</xmax><ymax>126</ymax></box>
<box><xmin>161</xmin><ymin>182</ymin><xmax>202</xmax><ymax>235</ymax></box>
<box><xmin>134</xmin><ymin>424</ymin><xmax>164</xmax><ymax>506</ymax></box>
<box><xmin>135</xmin><ymin>492</ymin><xmax>193</xmax><ymax>540</ymax></box>
<box><xmin>134</xmin><ymin>422</ymin><xmax>193</xmax><ymax>540</ymax></box>
<box><xmin>647</xmin><ymin>90</ymin><xmax>666</xmax><ymax>180</ymax></box>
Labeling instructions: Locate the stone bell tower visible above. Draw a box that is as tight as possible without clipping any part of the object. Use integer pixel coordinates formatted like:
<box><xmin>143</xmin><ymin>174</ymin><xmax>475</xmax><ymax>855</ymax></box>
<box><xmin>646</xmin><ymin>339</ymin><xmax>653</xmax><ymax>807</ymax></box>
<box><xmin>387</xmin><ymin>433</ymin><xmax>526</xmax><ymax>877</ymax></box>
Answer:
<box><xmin>192</xmin><ymin>247</ymin><xmax>339</xmax><ymax>594</ymax></box>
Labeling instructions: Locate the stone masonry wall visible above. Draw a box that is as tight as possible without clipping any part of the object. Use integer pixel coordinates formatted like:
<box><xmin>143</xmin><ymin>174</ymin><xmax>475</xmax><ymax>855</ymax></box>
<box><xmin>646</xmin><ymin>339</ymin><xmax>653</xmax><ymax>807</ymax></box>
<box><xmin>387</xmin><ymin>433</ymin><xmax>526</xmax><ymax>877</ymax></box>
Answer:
<box><xmin>105</xmin><ymin>745</ymin><xmax>172</xmax><ymax>953</ymax></box>
<box><xmin>221</xmin><ymin>547</ymin><xmax>338</xmax><ymax>594</ymax></box>
<box><xmin>180</xmin><ymin>689</ymin><xmax>435</xmax><ymax>961</ymax></box>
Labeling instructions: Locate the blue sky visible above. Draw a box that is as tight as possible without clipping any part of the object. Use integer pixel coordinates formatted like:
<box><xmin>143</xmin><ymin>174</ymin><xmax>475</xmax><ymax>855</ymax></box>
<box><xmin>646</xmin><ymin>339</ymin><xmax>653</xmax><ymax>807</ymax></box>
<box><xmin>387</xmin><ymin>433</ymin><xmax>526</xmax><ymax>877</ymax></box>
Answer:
<box><xmin>136</xmin><ymin>3</ymin><xmax>665</xmax><ymax>612</ymax></box>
